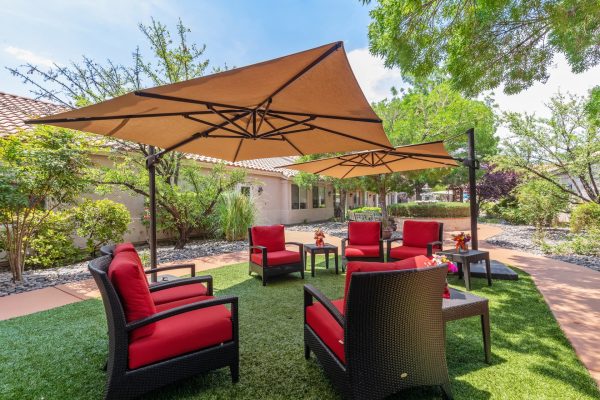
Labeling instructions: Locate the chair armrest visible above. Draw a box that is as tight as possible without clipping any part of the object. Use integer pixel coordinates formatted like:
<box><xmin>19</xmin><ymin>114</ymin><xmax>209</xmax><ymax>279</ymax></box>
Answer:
<box><xmin>145</xmin><ymin>263</ymin><xmax>196</xmax><ymax>277</ymax></box>
<box><xmin>427</xmin><ymin>240</ymin><xmax>443</xmax><ymax>257</ymax></box>
<box><xmin>249</xmin><ymin>245</ymin><xmax>266</xmax><ymax>253</ymax></box>
<box><xmin>249</xmin><ymin>245</ymin><xmax>267</xmax><ymax>267</ymax></box>
<box><xmin>341</xmin><ymin>237</ymin><xmax>348</xmax><ymax>254</ymax></box>
<box><xmin>384</xmin><ymin>237</ymin><xmax>403</xmax><ymax>244</ymax></box>
<box><xmin>126</xmin><ymin>295</ymin><xmax>238</xmax><ymax>331</ymax></box>
<box><xmin>304</xmin><ymin>284</ymin><xmax>345</xmax><ymax>328</ymax></box>
<box><xmin>149</xmin><ymin>275</ymin><xmax>213</xmax><ymax>295</ymax></box>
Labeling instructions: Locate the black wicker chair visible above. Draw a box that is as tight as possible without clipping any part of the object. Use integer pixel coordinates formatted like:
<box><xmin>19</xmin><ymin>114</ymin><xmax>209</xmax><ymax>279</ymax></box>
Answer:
<box><xmin>89</xmin><ymin>255</ymin><xmax>239</xmax><ymax>400</ymax></box>
<box><xmin>304</xmin><ymin>264</ymin><xmax>452</xmax><ymax>400</ymax></box>
<box><xmin>341</xmin><ymin>221</ymin><xmax>384</xmax><ymax>267</ymax></box>
<box><xmin>387</xmin><ymin>220</ymin><xmax>444</xmax><ymax>262</ymax></box>
<box><xmin>247</xmin><ymin>225</ymin><xmax>304</xmax><ymax>286</ymax></box>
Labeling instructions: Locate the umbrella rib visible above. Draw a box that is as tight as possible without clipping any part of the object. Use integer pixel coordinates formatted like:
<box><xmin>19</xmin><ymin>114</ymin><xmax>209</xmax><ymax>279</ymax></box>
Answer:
<box><xmin>208</xmin><ymin>105</ymin><xmax>253</xmax><ymax>136</ymax></box>
<box><xmin>184</xmin><ymin>115</ymin><xmax>252</xmax><ymax>138</ymax></box>
<box><xmin>314</xmin><ymin>158</ymin><xmax>346</xmax><ymax>175</ymax></box>
<box><xmin>255</xmin><ymin>99</ymin><xmax>272</xmax><ymax>133</ymax></box>
<box><xmin>269</xmin><ymin>111</ymin><xmax>393</xmax><ymax>150</ymax></box>
<box><xmin>258</xmin><ymin>116</ymin><xmax>315</xmax><ymax>138</ymax></box>
<box><xmin>389</xmin><ymin>150</ymin><xmax>458</xmax><ymax>161</ymax></box>
<box><xmin>402</xmin><ymin>155</ymin><xmax>458</xmax><ymax>168</ymax></box>
<box><xmin>26</xmin><ymin>110</ymin><xmax>216</xmax><ymax>124</ymax></box>
<box><xmin>282</xmin><ymin>136</ymin><xmax>305</xmax><ymax>156</ymax></box>
<box><xmin>264</xmin><ymin>109</ymin><xmax>382</xmax><ymax>124</ymax></box>
<box><xmin>134</xmin><ymin>91</ymin><xmax>253</xmax><ymax>112</ymax></box>
<box><xmin>259</xmin><ymin>42</ymin><xmax>342</xmax><ymax>105</ymax></box>
<box><xmin>233</xmin><ymin>139</ymin><xmax>244</xmax><ymax>162</ymax></box>
<box><xmin>340</xmin><ymin>153</ymin><xmax>370</xmax><ymax>178</ymax></box>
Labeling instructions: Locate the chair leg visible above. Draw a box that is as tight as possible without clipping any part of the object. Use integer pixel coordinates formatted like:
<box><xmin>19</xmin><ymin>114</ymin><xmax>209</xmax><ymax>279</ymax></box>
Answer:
<box><xmin>304</xmin><ymin>343</ymin><xmax>310</xmax><ymax>360</ymax></box>
<box><xmin>230</xmin><ymin>362</ymin><xmax>239</xmax><ymax>383</ymax></box>
<box><xmin>440</xmin><ymin>382</ymin><xmax>453</xmax><ymax>400</ymax></box>
<box><xmin>481</xmin><ymin>311</ymin><xmax>492</xmax><ymax>364</ymax></box>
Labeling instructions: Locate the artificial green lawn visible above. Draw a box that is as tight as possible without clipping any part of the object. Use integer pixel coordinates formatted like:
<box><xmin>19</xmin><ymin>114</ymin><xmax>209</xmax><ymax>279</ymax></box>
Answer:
<box><xmin>0</xmin><ymin>258</ymin><xmax>598</xmax><ymax>400</ymax></box>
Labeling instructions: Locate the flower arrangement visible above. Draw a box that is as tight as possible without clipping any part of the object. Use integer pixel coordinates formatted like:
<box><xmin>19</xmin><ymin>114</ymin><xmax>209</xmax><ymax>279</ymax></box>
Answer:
<box><xmin>425</xmin><ymin>254</ymin><xmax>458</xmax><ymax>299</ymax></box>
<box><xmin>314</xmin><ymin>228</ymin><xmax>325</xmax><ymax>247</ymax></box>
<box><xmin>451</xmin><ymin>232</ymin><xmax>471</xmax><ymax>252</ymax></box>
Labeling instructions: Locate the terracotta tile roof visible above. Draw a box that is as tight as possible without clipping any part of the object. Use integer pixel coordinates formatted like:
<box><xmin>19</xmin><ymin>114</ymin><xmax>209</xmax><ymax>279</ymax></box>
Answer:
<box><xmin>0</xmin><ymin>91</ymin><xmax>300</xmax><ymax>177</ymax></box>
<box><xmin>0</xmin><ymin>92</ymin><xmax>67</xmax><ymax>135</ymax></box>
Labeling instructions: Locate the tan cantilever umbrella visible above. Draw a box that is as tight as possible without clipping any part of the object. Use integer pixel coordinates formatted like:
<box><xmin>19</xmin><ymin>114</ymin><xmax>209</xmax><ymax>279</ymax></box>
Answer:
<box><xmin>28</xmin><ymin>41</ymin><xmax>392</xmax><ymax>271</ymax></box>
<box><xmin>281</xmin><ymin>141</ymin><xmax>459</xmax><ymax>178</ymax></box>
<box><xmin>28</xmin><ymin>42</ymin><xmax>391</xmax><ymax>161</ymax></box>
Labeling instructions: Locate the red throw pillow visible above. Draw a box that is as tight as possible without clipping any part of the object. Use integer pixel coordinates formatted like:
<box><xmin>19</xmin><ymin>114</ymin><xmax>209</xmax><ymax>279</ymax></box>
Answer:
<box><xmin>251</xmin><ymin>225</ymin><xmax>286</xmax><ymax>253</ymax></box>
<box><xmin>348</xmin><ymin>222</ymin><xmax>380</xmax><ymax>245</ymax></box>
<box><xmin>108</xmin><ymin>252</ymin><xmax>156</xmax><ymax>340</ymax></box>
<box><xmin>344</xmin><ymin>255</ymin><xmax>432</xmax><ymax>300</ymax></box>
<box><xmin>402</xmin><ymin>220</ymin><xmax>440</xmax><ymax>248</ymax></box>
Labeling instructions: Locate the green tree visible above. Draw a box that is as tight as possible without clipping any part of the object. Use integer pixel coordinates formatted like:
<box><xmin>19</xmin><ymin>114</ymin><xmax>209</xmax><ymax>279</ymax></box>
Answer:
<box><xmin>9</xmin><ymin>18</ymin><xmax>233</xmax><ymax>248</ymax></box>
<box><xmin>0</xmin><ymin>126</ymin><xmax>90</xmax><ymax>281</ymax></box>
<box><xmin>515</xmin><ymin>179</ymin><xmax>569</xmax><ymax>240</ymax></box>
<box><xmin>73</xmin><ymin>199</ymin><xmax>131</xmax><ymax>256</ymax></box>
<box><xmin>373</xmin><ymin>81</ymin><xmax>498</xmax><ymax>197</ymax></box>
<box><xmin>497</xmin><ymin>91</ymin><xmax>600</xmax><ymax>203</ymax></box>
<box><xmin>364</xmin><ymin>0</ymin><xmax>600</xmax><ymax>95</ymax></box>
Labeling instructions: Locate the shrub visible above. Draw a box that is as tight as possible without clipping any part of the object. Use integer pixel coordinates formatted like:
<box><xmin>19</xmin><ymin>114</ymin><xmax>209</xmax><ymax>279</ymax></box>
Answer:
<box><xmin>388</xmin><ymin>202</ymin><xmax>471</xmax><ymax>218</ymax></box>
<box><xmin>484</xmin><ymin>197</ymin><xmax>527</xmax><ymax>225</ymax></box>
<box><xmin>26</xmin><ymin>211</ymin><xmax>80</xmax><ymax>269</ymax></box>
<box><xmin>349</xmin><ymin>206</ymin><xmax>382</xmax><ymax>213</ymax></box>
<box><xmin>218</xmin><ymin>191</ymin><xmax>255</xmax><ymax>241</ymax></box>
<box><xmin>515</xmin><ymin>180</ymin><xmax>569</xmax><ymax>240</ymax></box>
<box><xmin>73</xmin><ymin>199</ymin><xmax>131</xmax><ymax>256</ymax></box>
<box><xmin>570</xmin><ymin>202</ymin><xmax>600</xmax><ymax>233</ymax></box>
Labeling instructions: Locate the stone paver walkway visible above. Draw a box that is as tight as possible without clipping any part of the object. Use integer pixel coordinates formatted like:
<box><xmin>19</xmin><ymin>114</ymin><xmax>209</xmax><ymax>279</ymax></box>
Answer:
<box><xmin>0</xmin><ymin>224</ymin><xmax>598</xmax><ymax>386</ymax></box>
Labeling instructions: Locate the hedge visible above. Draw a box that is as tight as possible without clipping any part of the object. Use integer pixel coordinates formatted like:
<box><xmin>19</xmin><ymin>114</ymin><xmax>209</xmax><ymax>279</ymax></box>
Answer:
<box><xmin>388</xmin><ymin>202</ymin><xmax>470</xmax><ymax>218</ymax></box>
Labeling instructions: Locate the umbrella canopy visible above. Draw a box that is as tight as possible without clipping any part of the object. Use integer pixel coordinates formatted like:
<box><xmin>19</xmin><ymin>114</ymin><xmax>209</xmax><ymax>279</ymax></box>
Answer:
<box><xmin>282</xmin><ymin>141</ymin><xmax>459</xmax><ymax>178</ymax></box>
<box><xmin>28</xmin><ymin>42</ymin><xmax>392</xmax><ymax>161</ymax></box>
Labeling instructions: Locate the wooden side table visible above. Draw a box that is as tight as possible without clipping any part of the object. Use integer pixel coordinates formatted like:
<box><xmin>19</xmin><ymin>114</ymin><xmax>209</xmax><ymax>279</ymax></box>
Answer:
<box><xmin>304</xmin><ymin>243</ymin><xmax>339</xmax><ymax>277</ymax></box>
<box><xmin>437</xmin><ymin>249</ymin><xmax>492</xmax><ymax>291</ymax></box>
<box><xmin>443</xmin><ymin>288</ymin><xmax>491</xmax><ymax>364</ymax></box>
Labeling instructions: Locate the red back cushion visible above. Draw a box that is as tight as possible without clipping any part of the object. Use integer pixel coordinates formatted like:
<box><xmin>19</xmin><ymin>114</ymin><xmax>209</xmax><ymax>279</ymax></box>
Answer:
<box><xmin>402</xmin><ymin>220</ymin><xmax>440</xmax><ymax>248</ymax></box>
<box><xmin>108</xmin><ymin>251</ymin><xmax>156</xmax><ymax>340</ymax></box>
<box><xmin>348</xmin><ymin>222</ymin><xmax>380</xmax><ymax>245</ymax></box>
<box><xmin>251</xmin><ymin>225</ymin><xmax>286</xmax><ymax>253</ymax></box>
<box><xmin>343</xmin><ymin>256</ymin><xmax>430</xmax><ymax>299</ymax></box>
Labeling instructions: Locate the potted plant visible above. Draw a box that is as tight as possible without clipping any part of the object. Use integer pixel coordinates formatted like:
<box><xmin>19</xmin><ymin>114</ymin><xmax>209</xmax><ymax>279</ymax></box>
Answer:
<box><xmin>381</xmin><ymin>218</ymin><xmax>395</xmax><ymax>239</ymax></box>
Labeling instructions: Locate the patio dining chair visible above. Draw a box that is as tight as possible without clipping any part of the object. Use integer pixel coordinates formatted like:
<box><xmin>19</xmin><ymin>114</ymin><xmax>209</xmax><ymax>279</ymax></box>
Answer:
<box><xmin>303</xmin><ymin>259</ymin><xmax>452</xmax><ymax>400</ymax></box>
<box><xmin>387</xmin><ymin>220</ymin><xmax>443</xmax><ymax>261</ymax></box>
<box><xmin>341</xmin><ymin>221</ymin><xmax>384</xmax><ymax>266</ymax></box>
<box><xmin>89</xmin><ymin>251</ymin><xmax>239</xmax><ymax>400</ymax></box>
<box><xmin>248</xmin><ymin>225</ymin><xmax>304</xmax><ymax>286</ymax></box>
<box><xmin>100</xmin><ymin>243</ymin><xmax>210</xmax><ymax>308</ymax></box>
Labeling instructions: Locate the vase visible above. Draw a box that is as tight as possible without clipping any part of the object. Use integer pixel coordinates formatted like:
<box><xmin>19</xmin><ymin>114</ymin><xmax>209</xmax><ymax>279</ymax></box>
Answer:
<box><xmin>459</xmin><ymin>243</ymin><xmax>468</xmax><ymax>253</ymax></box>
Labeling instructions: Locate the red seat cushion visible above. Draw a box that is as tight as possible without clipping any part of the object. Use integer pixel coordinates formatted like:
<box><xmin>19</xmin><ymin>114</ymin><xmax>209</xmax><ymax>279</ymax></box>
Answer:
<box><xmin>344</xmin><ymin>244</ymin><xmax>380</xmax><ymax>258</ymax></box>
<box><xmin>150</xmin><ymin>283</ymin><xmax>209</xmax><ymax>305</ymax></box>
<box><xmin>251</xmin><ymin>225</ymin><xmax>286</xmax><ymax>253</ymax></box>
<box><xmin>389</xmin><ymin>245</ymin><xmax>440</xmax><ymax>260</ymax></box>
<box><xmin>108</xmin><ymin>251</ymin><xmax>156</xmax><ymax>340</ymax></box>
<box><xmin>154</xmin><ymin>295</ymin><xmax>213</xmax><ymax>312</ymax></box>
<box><xmin>348</xmin><ymin>222</ymin><xmax>380</xmax><ymax>245</ymax></box>
<box><xmin>251</xmin><ymin>250</ymin><xmax>301</xmax><ymax>267</ymax></box>
<box><xmin>344</xmin><ymin>256</ymin><xmax>431</xmax><ymax>298</ymax></box>
<box><xmin>305</xmin><ymin>299</ymin><xmax>345</xmax><ymax>364</ymax></box>
<box><xmin>128</xmin><ymin>302</ymin><xmax>232</xmax><ymax>369</ymax></box>
<box><xmin>402</xmin><ymin>220</ymin><xmax>440</xmax><ymax>248</ymax></box>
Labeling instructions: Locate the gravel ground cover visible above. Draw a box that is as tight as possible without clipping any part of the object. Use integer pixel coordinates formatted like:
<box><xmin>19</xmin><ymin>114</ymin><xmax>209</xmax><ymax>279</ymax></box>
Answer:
<box><xmin>0</xmin><ymin>239</ymin><xmax>247</xmax><ymax>297</ymax></box>
<box><xmin>486</xmin><ymin>224</ymin><xmax>600</xmax><ymax>272</ymax></box>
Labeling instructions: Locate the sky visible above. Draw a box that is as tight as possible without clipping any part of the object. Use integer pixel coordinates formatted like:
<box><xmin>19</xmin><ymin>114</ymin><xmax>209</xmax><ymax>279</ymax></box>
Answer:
<box><xmin>1</xmin><ymin>0</ymin><xmax>599</xmax><ymax>138</ymax></box>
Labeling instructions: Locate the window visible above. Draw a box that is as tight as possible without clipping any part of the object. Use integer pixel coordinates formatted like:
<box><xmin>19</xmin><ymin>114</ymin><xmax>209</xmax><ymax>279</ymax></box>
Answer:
<box><xmin>240</xmin><ymin>186</ymin><xmax>251</xmax><ymax>197</ymax></box>
<box><xmin>312</xmin><ymin>186</ymin><xmax>326</xmax><ymax>208</ymax></box>
<box><xmin>291</xmin><ymin>184</ymin><xmax>307</xmax><ymax>209</ymax></box>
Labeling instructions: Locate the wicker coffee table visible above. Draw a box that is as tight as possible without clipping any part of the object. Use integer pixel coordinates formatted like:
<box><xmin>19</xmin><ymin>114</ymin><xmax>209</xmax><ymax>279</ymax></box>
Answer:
<box><xmin>438</xmin><ymin>249</ymin><xmax>492</xmax><ymax>290</ymax></box>
<box><xmin>304</xmin><ymin>243</ymin><xmax>339</xmax><ymax>277</ymax></box>
<box><xmin>443</xmin><ymin>288</ymin><xmax>491</xmax><ymax>363</ymax></box>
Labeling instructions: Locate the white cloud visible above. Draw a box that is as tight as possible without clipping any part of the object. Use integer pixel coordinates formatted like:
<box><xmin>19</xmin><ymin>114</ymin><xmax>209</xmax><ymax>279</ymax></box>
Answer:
<box><xmin>347</xmin><ymin>47</ymin><xmax>406</xmax><ymax>103</ymax></box>
<box><xmin>4</xmin><ymin>46</ymin><xmax>56</xmax><ymax>68</ymax></box>
<box><xmin>488</xmin><ymin>54</ymin><xmax>600</xmax><ymax>137</ymax></box>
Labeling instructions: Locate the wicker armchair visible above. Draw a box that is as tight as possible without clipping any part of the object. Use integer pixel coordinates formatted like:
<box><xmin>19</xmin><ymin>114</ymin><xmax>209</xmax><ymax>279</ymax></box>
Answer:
<box><xmin>89</xmin><ymin>253</ymin><xmax>239</xmax><ymax>400</ymax></box>
<box><xmin>341</xmin><ymin>221</ymin><xmax>384</xmax><ymax>266</ymax></box>
<box><xmin>387</xmin><ymin>220</ymin><xmax>443</xmax><ymax>261</ymax></box>
<box><xmin>304</xmin><ymin>263</ymin><xmax>452</xmax><ymax>400</ymax></box>
<box><xmin>248</xmin><ymin>225</ymin><xmax>304</xmax><ymax>286</ymax></box>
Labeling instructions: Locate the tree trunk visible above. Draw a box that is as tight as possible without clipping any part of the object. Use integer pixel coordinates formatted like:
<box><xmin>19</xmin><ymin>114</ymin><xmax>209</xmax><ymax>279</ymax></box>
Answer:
<box><xmin>174</xmin><ymin>226</ymin><xmax>189</xmax><ymax>249</ymax></box>
<box><xmin>379</xmin><ymin>186</ymin><xmax>388</xmax><ymax>220</ymax></box>
<box><xmin>7</xmin><ymin>235</ymin><xmax>25</xmax><ymax>282</ymax></box>
<box><xmin>339</xmin><ymin>189</ymin><xmax>347</xmax><ymax>222</ymax></box>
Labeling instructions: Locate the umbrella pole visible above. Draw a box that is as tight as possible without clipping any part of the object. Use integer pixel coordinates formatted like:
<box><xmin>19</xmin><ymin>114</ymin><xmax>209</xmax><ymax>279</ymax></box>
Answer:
<box><xmin>147</xmin><ymin>146</ymin><xmax>158</xmax><ymax>282</ymax></box>
<box><xmin>466</xmin><ymin>128</ymin><xmax>479</xmax><ymax>250</ymax></box>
